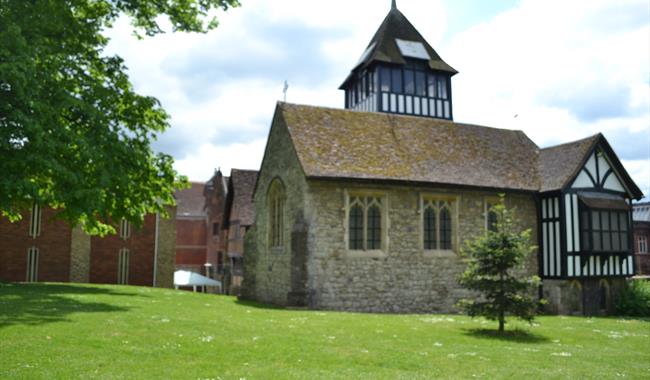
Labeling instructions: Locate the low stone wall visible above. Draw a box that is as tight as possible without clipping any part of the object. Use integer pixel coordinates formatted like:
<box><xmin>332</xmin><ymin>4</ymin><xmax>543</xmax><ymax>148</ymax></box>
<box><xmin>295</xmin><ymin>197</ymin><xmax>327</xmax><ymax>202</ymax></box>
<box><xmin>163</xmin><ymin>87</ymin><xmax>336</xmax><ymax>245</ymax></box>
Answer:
<box><xmin>543</xmin><ymin>278</ymin><xmax>626</xmax><ymax>316</ymax></box>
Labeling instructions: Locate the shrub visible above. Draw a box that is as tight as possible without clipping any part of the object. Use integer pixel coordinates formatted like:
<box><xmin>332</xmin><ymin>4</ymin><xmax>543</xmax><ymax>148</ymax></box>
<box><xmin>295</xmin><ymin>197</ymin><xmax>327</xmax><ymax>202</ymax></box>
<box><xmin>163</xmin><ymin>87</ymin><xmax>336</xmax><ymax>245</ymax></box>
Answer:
<box><xmin>615</xmin><ymin>280</ymin><xmax>650</xmax><ymax>317</ymax></box>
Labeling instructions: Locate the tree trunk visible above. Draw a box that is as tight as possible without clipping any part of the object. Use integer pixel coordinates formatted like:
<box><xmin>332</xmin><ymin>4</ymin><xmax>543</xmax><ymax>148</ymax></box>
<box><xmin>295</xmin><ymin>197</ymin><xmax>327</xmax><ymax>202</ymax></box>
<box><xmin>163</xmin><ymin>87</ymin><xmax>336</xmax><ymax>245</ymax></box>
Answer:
<box><xmin>499</xmin><ymin>272</ymin><xmax>505</xmax><ymax>332</ymax></box>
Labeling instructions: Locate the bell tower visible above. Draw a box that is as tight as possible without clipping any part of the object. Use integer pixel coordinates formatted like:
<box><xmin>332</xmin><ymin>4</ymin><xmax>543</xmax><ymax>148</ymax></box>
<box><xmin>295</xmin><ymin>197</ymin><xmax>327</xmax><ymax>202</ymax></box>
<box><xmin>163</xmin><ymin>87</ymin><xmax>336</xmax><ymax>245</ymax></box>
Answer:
<box><xmin>340</xmin><ymin>1</ymin><xmax>457</xmax><ymax>120</ymax></box>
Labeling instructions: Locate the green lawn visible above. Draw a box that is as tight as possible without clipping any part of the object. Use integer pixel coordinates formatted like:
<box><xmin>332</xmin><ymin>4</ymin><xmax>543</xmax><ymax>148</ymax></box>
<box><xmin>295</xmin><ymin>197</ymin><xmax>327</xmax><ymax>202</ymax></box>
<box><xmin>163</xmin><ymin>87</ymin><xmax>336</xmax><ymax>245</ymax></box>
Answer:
<box><xmin>1</xmin><ymin>283</ymin><xmax>649</xmax><ymax>379</ymax></box>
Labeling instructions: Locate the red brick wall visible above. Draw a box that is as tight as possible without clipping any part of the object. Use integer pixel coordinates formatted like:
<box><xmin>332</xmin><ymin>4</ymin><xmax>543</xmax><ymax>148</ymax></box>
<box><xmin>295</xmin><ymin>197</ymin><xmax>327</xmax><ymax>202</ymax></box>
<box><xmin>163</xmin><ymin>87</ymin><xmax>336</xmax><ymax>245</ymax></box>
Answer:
<box><xmin>205</xmin><ymin>177</ymin><xmax>227</xmax><ymax>270</ymax></box>
<box><xmin>175</xmin><ymin>218</ymin><xmax>207</xmax><ymax>271</ymax></box>
<box><xmin>634</xmin><ymin>222</ymin><xmax>650</xmax><ymax>275</ymax></box>
<box><xmin>0</xmin><ymin>208</ymin><xmax>72</xmax><ymax>282</ymax></box>
<box><xmin>90</xmin><ymin>214</ymin><xmax>157</xmax><ymax>286</ymax></box>
<box><xmin>176</xmin><ymin>218</ymin><xmax>207</xmax><ymax>246</ymax></box>
<box><xmin>175</xmin><ymin>248</ymin><xmax>207</xmax><ymax>266</ymax></box>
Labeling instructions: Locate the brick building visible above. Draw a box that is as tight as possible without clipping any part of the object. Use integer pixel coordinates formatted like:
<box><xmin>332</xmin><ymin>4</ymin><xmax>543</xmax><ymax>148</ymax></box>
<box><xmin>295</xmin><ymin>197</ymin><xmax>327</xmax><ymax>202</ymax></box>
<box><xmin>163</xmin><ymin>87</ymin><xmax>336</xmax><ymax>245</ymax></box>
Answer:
<box><xmin>204</xmin><ymin>170</ymin><xmax>229</xmax><ymax>278</ymax></box>
<box><xmin>174</xmin><ymin>182</ymin><xmax>209</xmax><ymax>274</ymax></box>
<box><xmin>222</xmin><ymin>169</ymin><xmax>258</xmax><ymax>294</ymax></box>
<box><xmin>633</xmin><ymin>202</ymin><xmax>650</xmax><ymax>275</ymax></box>
<box><xmin>0</xmin><ymin>205</ymin><xmax>175</xmax><ymax>287</ymax></box>
<box><xmin>172</xmin><ymin>169</ymin><xmax>257</xmax><ymax>294</ymax></box>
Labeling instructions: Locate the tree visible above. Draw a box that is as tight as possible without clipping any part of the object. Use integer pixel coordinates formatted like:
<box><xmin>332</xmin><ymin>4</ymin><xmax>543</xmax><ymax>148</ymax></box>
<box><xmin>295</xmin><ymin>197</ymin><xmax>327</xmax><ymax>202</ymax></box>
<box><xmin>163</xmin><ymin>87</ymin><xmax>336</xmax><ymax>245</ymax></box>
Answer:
<box><xmin>458</xmin><ymin>197</ymin><xmax>542</xmax><ymax>332</ymax></box>
<box><xmin>0</xmin><ymin>0</ymin><xmax>239</xmax><ymax>234</ymax></box>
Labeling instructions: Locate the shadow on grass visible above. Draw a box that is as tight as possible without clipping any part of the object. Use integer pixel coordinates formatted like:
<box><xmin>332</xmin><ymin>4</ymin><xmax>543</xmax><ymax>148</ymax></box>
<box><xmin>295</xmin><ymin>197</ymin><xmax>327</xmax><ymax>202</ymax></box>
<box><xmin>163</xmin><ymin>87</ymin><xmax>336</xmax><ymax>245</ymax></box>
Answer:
<box><xmin>0</xmin><ymin>282</ymin><xmax>142</xmax><ymax>329</ymax></box>
<box><xmin>463</xmin><ymin>328</ymin><xmax>550</xmax><ymax>343</ymax></box>
<box><xmin>234</xmin><ymin>298</ymin><xmax>286</xmax><ymax>310</ymax></box>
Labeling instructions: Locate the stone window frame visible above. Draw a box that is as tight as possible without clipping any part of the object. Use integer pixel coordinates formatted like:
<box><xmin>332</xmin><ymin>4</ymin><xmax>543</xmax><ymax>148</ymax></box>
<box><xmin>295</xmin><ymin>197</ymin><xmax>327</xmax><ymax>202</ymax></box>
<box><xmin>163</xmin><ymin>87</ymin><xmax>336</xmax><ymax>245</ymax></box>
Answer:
<box><xmin>344</xmin><ymin>189</ymin><xmax>389</xmax><ymax>258</ymax></box>
<box><xmin>28</xmin><ymin>202</ymin><xmax>42</xmax><ymax>238</ymax></box>
<box><xmin>639</xmin><ymin>236</ymin><xmax>648</xmax><ymax>254</ymax></box>
<box><xmin>26</xmin><ymin>246</ymin><xmax>39</xmax><ymax>282</ymax></box>
<box><xmin>119</xmin><ymin>219</ymin><xmax>131</xmax><ymax>240</ymax></box>
<box><xmin>484</xmin><ymin>196</ymin><xmax>500</xmax><ymax>233</ymax></box>
<box><xmin>420</xmin><ymin>193</ymin><xmax>459</xmax><ymax>257</ymax></box>
<box><xmin>267</xmin><ymin>178</ymin><xmax>286</xmax><ymax>252</ymax></box>
<box><xmin>117</xmin><ymin>248</ymin><xmax>130</xmax><ymax>285</ymax></box>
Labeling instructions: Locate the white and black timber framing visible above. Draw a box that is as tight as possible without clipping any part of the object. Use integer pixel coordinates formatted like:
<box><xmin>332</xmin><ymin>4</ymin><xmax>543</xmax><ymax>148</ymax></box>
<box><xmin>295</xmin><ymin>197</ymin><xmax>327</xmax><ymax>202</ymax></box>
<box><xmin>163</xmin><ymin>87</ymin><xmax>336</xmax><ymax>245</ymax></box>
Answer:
<box><xmin>538</xmin><ymin>140</ymin><xmax>641</xmax><ymax>280</ymax></box>
<box><xmin>339</xmin><ymin>4</ymin><xmax>457</xmax><ymax>120</ymax></box>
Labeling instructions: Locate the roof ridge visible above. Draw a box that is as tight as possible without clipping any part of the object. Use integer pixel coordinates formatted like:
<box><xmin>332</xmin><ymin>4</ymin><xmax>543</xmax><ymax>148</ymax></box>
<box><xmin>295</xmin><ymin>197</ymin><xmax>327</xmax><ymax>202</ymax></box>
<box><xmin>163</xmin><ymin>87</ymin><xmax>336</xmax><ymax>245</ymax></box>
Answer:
<box><xmin>280</xmin><ymin>101</ymin><xmax>534</xmax><ymax>134</ymax></box>
<box><xmin>231</xmin><ymin>168</ymin><xmax>259</xmax><ymax>173</ymax></box>
<box><xmin>540</xmin><ymin>133</ymin><xmax>601</xmax><ymax>151</ymax></box>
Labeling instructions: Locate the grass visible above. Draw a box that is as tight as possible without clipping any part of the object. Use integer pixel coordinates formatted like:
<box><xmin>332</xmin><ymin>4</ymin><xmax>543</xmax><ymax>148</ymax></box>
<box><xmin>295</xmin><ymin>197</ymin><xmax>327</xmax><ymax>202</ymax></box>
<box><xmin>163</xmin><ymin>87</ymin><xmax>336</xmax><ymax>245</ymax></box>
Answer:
<box><xmin>1</xmin><ymin>283</ymin><xmax>649</xmax><ymax>380</ymax></box>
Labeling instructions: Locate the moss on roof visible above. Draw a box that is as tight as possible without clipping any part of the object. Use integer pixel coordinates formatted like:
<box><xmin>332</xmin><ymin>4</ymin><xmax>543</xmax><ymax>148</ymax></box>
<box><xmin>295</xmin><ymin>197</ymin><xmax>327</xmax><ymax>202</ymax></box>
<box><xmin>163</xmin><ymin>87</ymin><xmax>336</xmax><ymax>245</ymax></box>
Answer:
<box><xmin>364</xmin><ymin>7</ymin><xmax>457</xmax><ymax>74</ymax></box>
<box><xmin>278</xmin><ymin>103</ymin><xmax>541</xmax><ymax>192</ymax></box>
<box><xmin>538</xmin><ymin>135</ymin><xmax>600</xmax><ymax>193</ymax></box>
<box><xmin>227</xmin><ymin>169</ymin><xmax>258</xmax><ymax>226</ymax></box>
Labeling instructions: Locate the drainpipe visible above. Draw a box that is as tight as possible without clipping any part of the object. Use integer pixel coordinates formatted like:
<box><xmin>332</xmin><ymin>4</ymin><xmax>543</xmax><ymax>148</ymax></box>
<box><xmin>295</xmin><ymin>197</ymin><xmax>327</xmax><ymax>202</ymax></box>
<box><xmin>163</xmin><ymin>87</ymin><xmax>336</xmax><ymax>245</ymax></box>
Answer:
<box><xmin>153</xmin><ymin>212</ymin><xmax>160</xmax><ymax>287</ymax></box>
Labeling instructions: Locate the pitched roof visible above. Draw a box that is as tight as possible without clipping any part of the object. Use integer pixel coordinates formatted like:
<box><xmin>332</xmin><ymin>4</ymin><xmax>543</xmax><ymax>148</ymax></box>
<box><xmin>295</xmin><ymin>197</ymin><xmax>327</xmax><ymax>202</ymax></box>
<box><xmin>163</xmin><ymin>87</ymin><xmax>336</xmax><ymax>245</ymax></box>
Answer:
<box><xmin>369</xmin><ymin>7</ymin><xmax>456</xmax><ymax>73</ymax></box>
<box><xmin>633</xmin><ymin>202</ymin><xmax>650</xmax><ymax>222</ymax></box>
<box><xmin>228</xmin><ymin>169</ymin><xmax>258</xmax><ymax>226</ymax></box>
<box><xmin>175</xmin><ymin>182</ymin><xmax>207</xmax><ymax>218</ymax></box>
<box><xmin>278</xmin><ymin>103</ymin><xmax>540</xmax><ymax>192</ymax></box>
<box><xmin>341</xmin><ymin>6</ymin><xmax>456</xmax><ymax>89</ymax></box>
<box><xmin>538</xmin><ymin>135</ymin><xmax>600</xmax><ymax>193</ymax></box>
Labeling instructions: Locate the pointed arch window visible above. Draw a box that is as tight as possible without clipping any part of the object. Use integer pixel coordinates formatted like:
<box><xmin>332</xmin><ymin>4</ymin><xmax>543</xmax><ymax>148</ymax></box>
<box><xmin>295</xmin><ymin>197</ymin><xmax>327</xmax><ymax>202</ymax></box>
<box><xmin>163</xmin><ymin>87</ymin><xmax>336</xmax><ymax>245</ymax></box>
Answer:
<box><xmin>268</xmin><ymin>179</ymin><xmax>285</xmax><ymax>248</ymax></box>
<box><xmin>347</xmin><ymin>194</ymin><xmax>385</xmax><ymax>251</ymax></box>
<box><xmin>485</xmin><ymin>197</ymin><xmax>499</xmax><ymax>233</ymax></box>
<box><xmin>422</xmin><ymin>197</ymin><xmax>457</xmax><ymax>252</ymax></box>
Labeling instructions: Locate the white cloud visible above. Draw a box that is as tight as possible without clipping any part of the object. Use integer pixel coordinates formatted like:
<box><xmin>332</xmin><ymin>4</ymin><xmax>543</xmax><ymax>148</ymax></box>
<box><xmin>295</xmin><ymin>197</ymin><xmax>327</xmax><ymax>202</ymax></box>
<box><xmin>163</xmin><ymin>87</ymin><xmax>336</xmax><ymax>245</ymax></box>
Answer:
<box><xmin>174</xmin><ymin>139</ymin><xmax>268</xmax><ymax>182</ymax></box>
<box><xmin>104</xmin><ymin>0</ymin><xmax>648</xmax><ymax>198</ymax></box>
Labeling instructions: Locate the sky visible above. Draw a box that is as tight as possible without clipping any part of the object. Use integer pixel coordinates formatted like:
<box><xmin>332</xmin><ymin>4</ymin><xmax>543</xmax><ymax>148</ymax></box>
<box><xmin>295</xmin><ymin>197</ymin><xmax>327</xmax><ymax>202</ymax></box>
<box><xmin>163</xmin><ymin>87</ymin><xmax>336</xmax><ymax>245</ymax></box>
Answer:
<box><xmin>105</xmin><ymin>0</ymin><xmax>650</xmax><ymax>198</ymax></box>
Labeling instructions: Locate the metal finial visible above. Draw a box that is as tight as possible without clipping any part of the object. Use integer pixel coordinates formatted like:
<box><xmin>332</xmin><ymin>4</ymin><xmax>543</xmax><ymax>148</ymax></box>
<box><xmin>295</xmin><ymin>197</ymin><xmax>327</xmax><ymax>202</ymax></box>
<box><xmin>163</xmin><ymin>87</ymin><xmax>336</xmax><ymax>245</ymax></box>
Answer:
<box><xmin>391</xmin><ymin>0</ymin><xmax>397</xmax><ymax>9</ymax></box>
<box><xmin>283</xmin><ymin>80</ymin><xmax>289</xmax><ymax>102</ymax></box>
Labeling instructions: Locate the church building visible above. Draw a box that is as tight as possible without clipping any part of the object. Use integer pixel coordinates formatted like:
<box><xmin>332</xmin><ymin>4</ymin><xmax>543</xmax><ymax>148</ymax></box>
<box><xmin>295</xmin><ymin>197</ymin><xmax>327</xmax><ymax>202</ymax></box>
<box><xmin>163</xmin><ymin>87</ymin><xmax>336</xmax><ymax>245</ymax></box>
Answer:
<box><xmin>241</xmin><ymin>2</ymin><xmax>643</xmax><ymax>315</ymax></box>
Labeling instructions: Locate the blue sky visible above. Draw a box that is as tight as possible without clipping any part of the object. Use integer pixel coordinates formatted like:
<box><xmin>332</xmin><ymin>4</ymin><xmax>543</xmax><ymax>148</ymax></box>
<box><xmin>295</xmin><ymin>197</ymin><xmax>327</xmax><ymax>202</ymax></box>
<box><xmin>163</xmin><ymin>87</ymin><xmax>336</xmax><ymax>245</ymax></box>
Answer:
<box><xmin>105</xmin><ymin>0</ymin><xmax>650</xmax><ymax>197</ymax></box>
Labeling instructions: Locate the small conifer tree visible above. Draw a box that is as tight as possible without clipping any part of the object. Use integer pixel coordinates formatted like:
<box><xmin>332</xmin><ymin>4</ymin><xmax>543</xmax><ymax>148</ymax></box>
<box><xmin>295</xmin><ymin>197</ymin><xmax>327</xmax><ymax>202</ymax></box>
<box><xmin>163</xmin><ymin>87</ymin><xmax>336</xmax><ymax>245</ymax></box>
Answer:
<box><xmin>458</xmin><ymin>197</ymin><xmax>542</xmax><ymax>332</ymax></box>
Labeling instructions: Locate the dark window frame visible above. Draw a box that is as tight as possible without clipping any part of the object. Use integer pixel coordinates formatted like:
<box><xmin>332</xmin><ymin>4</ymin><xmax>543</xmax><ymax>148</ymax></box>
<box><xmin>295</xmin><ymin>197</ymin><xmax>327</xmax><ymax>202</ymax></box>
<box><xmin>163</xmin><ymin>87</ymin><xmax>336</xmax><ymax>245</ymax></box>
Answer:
<box><xmin>579</xmin><ymin>202</ymin><xmax>631</xmax><ymax>255</ymax></box>
<box><xmin>375</xmin><ymin>61</ymin><xmax>453</xmax><ymax>120</ymax></box>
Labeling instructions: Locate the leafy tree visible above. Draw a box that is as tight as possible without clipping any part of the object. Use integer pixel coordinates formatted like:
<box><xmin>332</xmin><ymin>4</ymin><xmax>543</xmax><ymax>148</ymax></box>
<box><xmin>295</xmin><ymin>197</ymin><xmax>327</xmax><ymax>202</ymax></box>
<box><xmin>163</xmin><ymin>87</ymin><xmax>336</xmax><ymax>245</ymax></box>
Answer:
<box><xmin>0</xmin><ymin>0</ymin><xmax>239</xmax><ymax>234</ymax></box>
<box><xmin>458</xmin><ymin>197</ymin><xmax>542</xmax><ymax>332</ymax></box>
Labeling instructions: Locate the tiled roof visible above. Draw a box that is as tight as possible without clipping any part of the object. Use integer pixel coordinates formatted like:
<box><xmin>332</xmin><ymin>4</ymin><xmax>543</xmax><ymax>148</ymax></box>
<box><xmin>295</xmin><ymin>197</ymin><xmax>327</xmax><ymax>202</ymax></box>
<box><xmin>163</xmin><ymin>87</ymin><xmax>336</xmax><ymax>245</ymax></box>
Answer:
<box><xmin>362</xmin><ymin>7</ymin><xmax>456</xmax><ymax>74</ymax></box>
<box><xmin>229</xmin><ymin>169</ymin><xmax>258</xmax><ymax>226</ymax></box>
<box><xmin>538</xmin><ymin>135</ymin><xmax>600</xmax><ymax>193</ymax></box>
<box><xmin>341</xmin><ymin>7</ymin><xmax>456</xmax><ymax>89</ymax></box>
<box><xmin>279</xmin><ymin>103</ymin><xmax>540</xmax><ymax>192</ymax></box>
<box><xmin>175</xmin><ymin>182</ymin><xmax>207</xmax><ymax>218</ymax></box>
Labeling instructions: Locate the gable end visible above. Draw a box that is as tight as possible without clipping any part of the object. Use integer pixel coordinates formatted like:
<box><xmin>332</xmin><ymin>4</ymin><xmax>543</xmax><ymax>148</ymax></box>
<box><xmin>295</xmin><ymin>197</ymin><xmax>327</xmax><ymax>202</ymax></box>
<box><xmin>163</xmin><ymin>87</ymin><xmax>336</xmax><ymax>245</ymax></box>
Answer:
<box><xmin>568</xmin><ymin>137</ymin><xmax>643</xmax><ymax>199</ymax></box>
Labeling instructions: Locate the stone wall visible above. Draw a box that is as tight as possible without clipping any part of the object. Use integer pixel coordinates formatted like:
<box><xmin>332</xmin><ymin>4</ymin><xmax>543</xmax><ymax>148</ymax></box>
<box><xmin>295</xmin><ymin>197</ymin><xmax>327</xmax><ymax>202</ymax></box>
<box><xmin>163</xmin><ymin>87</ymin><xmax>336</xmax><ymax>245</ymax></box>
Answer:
<box><xmin>543</xmin><ymin>278</ymin><xmax>626</xmax><ymax>316</ymax></box>
<box><xmin>304</xmin><ymin>181</ymin><xmax>539</xmax><ymax>313</ymax></box>
<box><xmin>156</xmin><ymin>208</ymin><xmax>176</xmax><ymax>288</ymax></box>
<box><xmin>69</xmin><ymin>226</ymin><xmax>91</xmax><ymax>282</ymax></box>
<box><xmin>242</xmin><ymin>109</ymin><xmax>309</xmax><ymax>305</ymax></box>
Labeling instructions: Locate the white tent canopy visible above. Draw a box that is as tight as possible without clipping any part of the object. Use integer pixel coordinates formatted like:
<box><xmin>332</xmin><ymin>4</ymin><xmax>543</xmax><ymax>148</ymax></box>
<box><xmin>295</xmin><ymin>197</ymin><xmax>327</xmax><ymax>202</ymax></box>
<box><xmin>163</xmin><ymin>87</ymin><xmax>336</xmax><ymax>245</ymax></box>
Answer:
<box><xmin>174</xmin><ymin>270</ymin><xmax>222</xmax><ymax>292</ymax></box>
